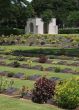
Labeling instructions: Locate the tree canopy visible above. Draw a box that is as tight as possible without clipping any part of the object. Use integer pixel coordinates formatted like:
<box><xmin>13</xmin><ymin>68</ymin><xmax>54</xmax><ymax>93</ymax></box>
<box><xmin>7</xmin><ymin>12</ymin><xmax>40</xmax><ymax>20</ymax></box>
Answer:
<box><xmin>0</xmin><ymin>0</ymin><xmax>79</xmax><ymax>28</ymax></box>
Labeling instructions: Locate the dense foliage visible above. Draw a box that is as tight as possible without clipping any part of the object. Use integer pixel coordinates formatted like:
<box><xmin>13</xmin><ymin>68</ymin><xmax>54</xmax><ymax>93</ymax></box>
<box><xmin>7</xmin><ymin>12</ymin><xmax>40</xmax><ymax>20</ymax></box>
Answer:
<box><xmin>59</xmin><ymin>28</ymin><xmax>79</xmax><ymax>34</ymax></box>
<box><xmin>31</xmin><ymin>0</ymin><xmax>79</xmax><ymax>28</ymax></box>
<box><xmin>0</xmin><ymin>28</ymin><xmax>24</xmax><ymax>35</ymax></box>
<box><xmin>54</xmin><ymin>78</ymin><xmax>79</xmax><ymax>109</ymax></box>
<box><xmin>0</xmin><ymin>0</ymin><xmax>79</xmax><ymax>29</ymax></box>
<box><xmin>32</xmin><ymin>76</ymin><xmax>56</xmax><ymax>103</ymax></box>
<box><xmin>0</xmin><ymin>0</ymin><xmax>29</xmax><ymax>29</ymax></box>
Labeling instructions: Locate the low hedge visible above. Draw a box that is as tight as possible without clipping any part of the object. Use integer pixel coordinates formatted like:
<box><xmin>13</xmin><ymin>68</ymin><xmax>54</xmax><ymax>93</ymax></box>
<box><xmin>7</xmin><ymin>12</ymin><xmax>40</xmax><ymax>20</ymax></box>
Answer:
<box><xmin>59</xmin><ymin>28</ymin><xmax>79</xmax><ymax>34</ymax></box>
<box><xmin>12</xmin><ymin>48</ymin><xmax>79</xmax><ymax>57</ymax></box>
<box><xmin>0</xmin><ymin>27</ymin><xmax>24</xmax><ymax>35</ymax></box>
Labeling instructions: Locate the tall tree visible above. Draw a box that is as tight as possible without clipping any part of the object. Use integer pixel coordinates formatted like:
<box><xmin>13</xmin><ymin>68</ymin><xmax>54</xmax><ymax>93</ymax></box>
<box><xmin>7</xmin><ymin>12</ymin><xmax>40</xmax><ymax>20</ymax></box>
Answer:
<box><xmin>67</xmin><ymin>11</ymin><xmax>79</xmax><ymax>27</ymax></box>
<box><xmin>31</xmin><ymin>0</ymin><xmax>53</xmax><ymax>17</ymax></box>
<box><xmin>31</xmin><ymin>0</ymin><xmax>78</xmax><ymax>27</ymax></box>
<box><xmin>0</xmin><ymin>0</ymin><xmax>29</xmax><ymax>28</ymax></box>
<box><xmin>41</xmin><ymin>9</ymin><xmax>53</xmax><ymax>23</ymax></box>
<box><xmin>0</xmin><ymin>0</ymin><xmax>11</xmax><ymax>20</ymax></box>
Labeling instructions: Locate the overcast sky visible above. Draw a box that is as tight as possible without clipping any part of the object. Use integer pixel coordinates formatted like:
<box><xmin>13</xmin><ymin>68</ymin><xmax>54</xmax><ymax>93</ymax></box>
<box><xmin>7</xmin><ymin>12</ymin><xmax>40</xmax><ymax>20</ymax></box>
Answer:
<box><xmin>27</xmin><ymin>0</ymin><xmax>32</xmax><ymax>2</ymax></box>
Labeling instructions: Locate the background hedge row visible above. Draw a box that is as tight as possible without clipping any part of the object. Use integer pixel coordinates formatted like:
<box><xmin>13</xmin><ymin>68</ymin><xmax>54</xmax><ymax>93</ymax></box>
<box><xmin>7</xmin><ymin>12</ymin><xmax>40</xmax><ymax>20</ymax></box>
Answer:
<box><xmin>59</xmin><ymin>28</ymin><xmax>79</xmax><ymax>34</ymax></box>
<box><xmin>0</xmin><ymin>27</ymin><xmax>79</xmax><ymax>35</ymax></box>
<box><xmin>0</xmin><ymin>28</ymin><xmax>24</xmax><ymax>35</ymax></box>
<box><xmin>12</xmin><ymin>48</ymin><xmax>79</xmax><ymax>57</ymax></box>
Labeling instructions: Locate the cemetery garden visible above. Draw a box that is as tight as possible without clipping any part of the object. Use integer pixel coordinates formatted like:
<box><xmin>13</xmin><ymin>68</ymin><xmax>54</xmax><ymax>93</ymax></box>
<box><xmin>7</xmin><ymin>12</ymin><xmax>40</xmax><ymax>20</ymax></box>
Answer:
<box><xmin>0</xmin><ymin>0</ymin><xmax>79</xmax><ymax>109</ymax></box>
<box><xmin>0</xmin><ymin>34</ymin><xmax>79</xmax><ymax>110</ymax></box>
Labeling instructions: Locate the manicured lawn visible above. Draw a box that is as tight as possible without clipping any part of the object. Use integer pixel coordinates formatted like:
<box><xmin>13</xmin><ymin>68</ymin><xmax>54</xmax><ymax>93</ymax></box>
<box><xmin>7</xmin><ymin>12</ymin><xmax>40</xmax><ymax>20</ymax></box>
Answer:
<box><xmin>0</xmin><ymin>45</ymin><xmax>79</xmax><ymax>57</ymax></box>
<box><xmin>0</xmin><ymin>66</ymin><xmax>78</xmax><ymax>79</ymax></box>
<box><xmin>13</xmin><ymin>78</ymin><xmax>34</xmax><ymax>89</ymax></box>
<box><xmin>0</xmin><ymin>45</ymin><xmax>53</xmax><ymax>51</ymax></box>
<box><xmin>0</xmin><ymin>95</ymin><xmax>63</xmax><ymax>110</ymax></box>
<box><xmin>0</xmin><ymin>45</ymin><xmax>78</xmax><ymax>51</ymax></box>
<box><xmin>4</xmin><ymin>59</ymin><xmax>79</xmax><ymax>71</ymax></box>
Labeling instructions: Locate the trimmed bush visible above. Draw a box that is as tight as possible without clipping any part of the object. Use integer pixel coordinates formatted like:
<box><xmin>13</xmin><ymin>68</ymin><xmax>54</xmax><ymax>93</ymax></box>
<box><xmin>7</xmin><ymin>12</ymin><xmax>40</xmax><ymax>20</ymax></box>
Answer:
<box><xmin>59</xmin><ymin>28</ymin><xmax>79</xmax><ymax>34</ymax></box>
<box><xmin>32</xmin><ymin>76</ymin><xmax>56</xmax><ymax>104</ymax></box>
<box><xmin>13</xmin><ymin>48</ymin><xmax>79</xmax><ymax>57</ymax></box>
<box><xmin>54</xmin><ymin>78</ymin><xmax>79</xmax><ymax>109</ymax></box>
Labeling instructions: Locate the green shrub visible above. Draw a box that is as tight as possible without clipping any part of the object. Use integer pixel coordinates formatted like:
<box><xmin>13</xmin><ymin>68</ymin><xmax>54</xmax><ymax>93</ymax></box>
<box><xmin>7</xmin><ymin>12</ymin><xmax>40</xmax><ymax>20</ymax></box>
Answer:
<box><xmin>54</xmin><ymin>78</ymin><xmax>79</xmax><ymax>109</ymax></box>
<box><xmin>59</xmin><ymin>28</ymin><xmax>79</xmax><ymax>34</ymax></box>
<box><xmin>0</xmin><ymin>76</ymin><xmax>14</xmax><ymax>93</ymax></box>
<box><xmin>0</xmin><ymin>27</ymin><xmax>24</xmax><ymax>35</ymax></box>
<box><xmin>26</xmin><ymin>59</ymin><xmax>32</xmax><ymax>68</ymax></box>
<box><xmin>54</xmin><ymin>67</ymin><xmax>61</xmax><ymax>73</ymax></box>
<box><xmin>12</xmin><ymin>48</ymin><xmax>79</xmax><ymax>57</ymax></box>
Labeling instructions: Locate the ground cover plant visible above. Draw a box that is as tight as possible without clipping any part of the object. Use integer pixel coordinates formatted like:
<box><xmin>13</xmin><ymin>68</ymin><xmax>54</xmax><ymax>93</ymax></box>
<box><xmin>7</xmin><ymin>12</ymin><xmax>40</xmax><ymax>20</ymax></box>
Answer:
<box><xmin>0</xmin><ymin>34</ymin><xmax>79</xmax><ymax>48</ymax></box>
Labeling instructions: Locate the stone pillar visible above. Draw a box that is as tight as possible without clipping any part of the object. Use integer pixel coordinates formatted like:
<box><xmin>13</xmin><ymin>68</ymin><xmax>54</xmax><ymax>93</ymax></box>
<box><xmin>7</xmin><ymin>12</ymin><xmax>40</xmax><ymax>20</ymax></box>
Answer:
<box><xmin>36</xmin><ymin>18</ymin><xmax>43</xmax><ymax>34</ymax></box>
<box><xmin>25</xmin><ymin>18</ymin><xmax>36</xmax><ymax>34</ymax></box>
<box><xmin>48</xmin><ymin>18</ymin><xmax>58</xmax><ymax>34</ymax></box>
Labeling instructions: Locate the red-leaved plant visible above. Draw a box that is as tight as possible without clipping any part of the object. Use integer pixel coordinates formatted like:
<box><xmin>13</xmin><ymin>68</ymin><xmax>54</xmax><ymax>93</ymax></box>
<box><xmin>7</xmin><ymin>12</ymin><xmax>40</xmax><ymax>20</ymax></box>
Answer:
<box><xmin>32</xmin><ymin>76</ymin><xmax>56</xmax><ymax>103</ymax></box>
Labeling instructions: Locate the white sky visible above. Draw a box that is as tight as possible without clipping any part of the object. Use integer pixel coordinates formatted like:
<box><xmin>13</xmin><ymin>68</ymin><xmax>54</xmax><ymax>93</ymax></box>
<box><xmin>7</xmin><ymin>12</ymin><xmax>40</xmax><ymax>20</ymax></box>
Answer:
<box><xmin>27</xmin><ymin>0</ymin><xmax>32</xmax><ymax>2</ymax></box>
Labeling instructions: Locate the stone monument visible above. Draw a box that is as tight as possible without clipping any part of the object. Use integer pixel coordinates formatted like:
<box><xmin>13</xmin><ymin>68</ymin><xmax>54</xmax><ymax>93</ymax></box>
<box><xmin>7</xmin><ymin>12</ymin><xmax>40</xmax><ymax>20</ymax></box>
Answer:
<box><xmin>25</xmin><ymin>18</ymin><xmax>58</xmax><ymax>34</ymax></box>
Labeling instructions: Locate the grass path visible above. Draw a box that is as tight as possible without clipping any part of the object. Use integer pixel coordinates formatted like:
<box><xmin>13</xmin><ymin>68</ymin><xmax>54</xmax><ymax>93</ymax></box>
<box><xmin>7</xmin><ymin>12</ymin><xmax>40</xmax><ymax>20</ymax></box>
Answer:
<box><xmin>0</xmin><ymin>95</ymin><xmax>63</xmax><ymax>110</ymax></box>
